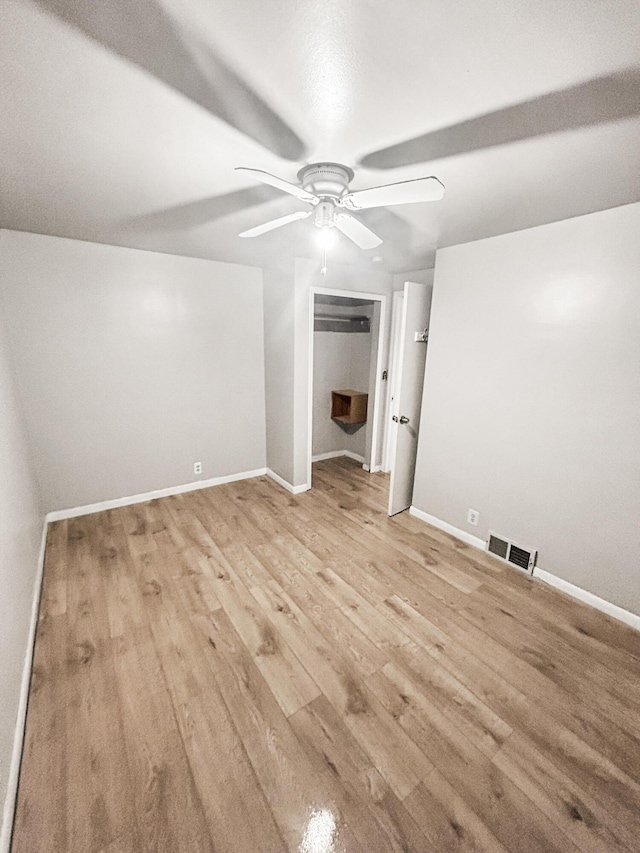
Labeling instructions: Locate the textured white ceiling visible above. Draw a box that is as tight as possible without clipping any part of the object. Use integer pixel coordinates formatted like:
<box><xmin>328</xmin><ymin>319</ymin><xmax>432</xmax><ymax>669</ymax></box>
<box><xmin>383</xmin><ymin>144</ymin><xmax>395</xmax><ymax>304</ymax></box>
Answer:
<box><xmin>2</xmin><ymin>0</ymin><xmax>640</xmax><ymax>272</ymax></box>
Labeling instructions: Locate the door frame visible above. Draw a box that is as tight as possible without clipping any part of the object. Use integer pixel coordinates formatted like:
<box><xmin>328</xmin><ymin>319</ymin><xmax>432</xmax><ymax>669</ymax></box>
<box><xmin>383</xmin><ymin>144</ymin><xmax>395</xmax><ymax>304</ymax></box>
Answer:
<box><xmin>307</xmin><ymin>286</ymin><xmax>387</xmax><ymax>488</ymax></box>
<box><xmin>382</xmin><ymin>289</ymin><xmax>405</xmax><ymax>473</ymax></box>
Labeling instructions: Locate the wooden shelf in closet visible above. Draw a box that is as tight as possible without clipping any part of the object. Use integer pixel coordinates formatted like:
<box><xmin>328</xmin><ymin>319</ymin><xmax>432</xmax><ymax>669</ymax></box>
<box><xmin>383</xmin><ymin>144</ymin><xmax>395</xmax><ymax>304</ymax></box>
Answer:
<box><xmin>331</xmin><ymin>390</ymin><xmax>368</xmax><ymax>424</ymax></box>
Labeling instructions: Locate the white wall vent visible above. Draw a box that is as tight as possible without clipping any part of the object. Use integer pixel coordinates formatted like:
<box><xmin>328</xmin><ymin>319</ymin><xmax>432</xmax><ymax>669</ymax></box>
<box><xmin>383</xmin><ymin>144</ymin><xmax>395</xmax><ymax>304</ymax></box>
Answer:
<box><xmin>487</xmin><ymin>532</ymin><xmax>537</xmax><ymax>575</ymax></box>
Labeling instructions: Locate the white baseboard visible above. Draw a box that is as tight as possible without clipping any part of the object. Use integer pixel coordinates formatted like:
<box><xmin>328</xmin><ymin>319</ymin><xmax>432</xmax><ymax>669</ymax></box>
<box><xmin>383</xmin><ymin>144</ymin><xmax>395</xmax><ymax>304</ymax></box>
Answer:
<box><xmin>312</xmin><ymin>450</ymin><xmax>345</xmax><ymax>462</ymax></box>
<box><xmin>533</xmin><ymin>567</ymin><xmax>640</xmax><ymax>632</ymax></box>
<box><xmin>409</xmin><ymin>506</ymin><xmax>640</xmax><ymax>632</ymax></box>
<box><xmin>45</xmin><ymin>468</ymin><xmax>268</xmax><ymax>522</ymax></box>
<box><xmin>1</xmin><ymin>518</ymin><xmax>48</xmax><ymax>853</ymax></box>
<box><xmin>312</xmin><ymin>450</ymin><xmax>366</xmax><ymax>464</ymax></box>
<box><xmin>266</xmin><ymin>469</ymin><xmax>310</xmax><ymax>495</ymax></box>
<box><xmin>409</xmin><ymin>506</ymin><xmax>485</xmax><ymax>550</ymax></box>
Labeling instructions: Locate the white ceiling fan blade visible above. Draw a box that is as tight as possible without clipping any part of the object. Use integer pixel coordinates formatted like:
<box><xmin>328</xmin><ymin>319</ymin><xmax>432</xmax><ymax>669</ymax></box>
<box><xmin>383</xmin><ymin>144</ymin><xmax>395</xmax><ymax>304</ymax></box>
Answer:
<box><xmin>238</xmin><ymin>210</ymin><xmax>312</xmax><ymax>238</ymax></box>
<box><xmin>342</xmin><ymin>176</ymin><xmax>445</xmax><ymax>210</ymax></box>
<box><xmin>335</xmin><ymin>213</ymin><xmax>383</xmax><ymax>249</ymax></box>
<box><xmin>236</xmin><ymin>167</ymin><xmax>319</xmax><ymax>204</ymax></box>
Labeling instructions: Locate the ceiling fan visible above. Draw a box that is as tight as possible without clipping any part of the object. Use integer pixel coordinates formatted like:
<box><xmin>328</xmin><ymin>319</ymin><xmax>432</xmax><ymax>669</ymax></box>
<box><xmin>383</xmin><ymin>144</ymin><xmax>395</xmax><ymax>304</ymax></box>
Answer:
<box><xmin>236</xmin><ymin>163</ymin><xmax>444</xmax><ymax>249</ymax></box>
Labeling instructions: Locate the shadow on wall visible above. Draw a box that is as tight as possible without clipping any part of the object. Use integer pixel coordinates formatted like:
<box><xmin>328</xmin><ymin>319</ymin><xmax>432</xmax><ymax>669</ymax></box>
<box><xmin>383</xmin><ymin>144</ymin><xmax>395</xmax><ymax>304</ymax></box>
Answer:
<box><xmin>334</xmin><ymin>421</ymin><xmax>366</xmax><ymax>436</ymax></box>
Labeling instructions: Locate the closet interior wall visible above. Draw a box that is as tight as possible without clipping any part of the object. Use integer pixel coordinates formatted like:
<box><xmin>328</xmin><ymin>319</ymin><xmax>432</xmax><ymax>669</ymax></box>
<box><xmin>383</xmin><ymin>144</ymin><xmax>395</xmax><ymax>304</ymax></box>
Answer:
<box><xmin>312</xmin><ymin>300</ymin><xmax>373</xmax><ymax>462</ymax></box>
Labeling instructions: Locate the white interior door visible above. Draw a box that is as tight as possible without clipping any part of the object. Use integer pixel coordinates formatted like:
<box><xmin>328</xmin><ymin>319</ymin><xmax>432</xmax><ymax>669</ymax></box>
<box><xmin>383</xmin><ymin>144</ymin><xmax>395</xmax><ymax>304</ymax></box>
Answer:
<box><xmin>383</xmin><ymin>291</ymin><xmax>404</xmax><ymax>473</ymax></box>
<box><xmin>388</xmin><ymin>281</ymin><xmax>432</xmax><ymax>516</ymax></box>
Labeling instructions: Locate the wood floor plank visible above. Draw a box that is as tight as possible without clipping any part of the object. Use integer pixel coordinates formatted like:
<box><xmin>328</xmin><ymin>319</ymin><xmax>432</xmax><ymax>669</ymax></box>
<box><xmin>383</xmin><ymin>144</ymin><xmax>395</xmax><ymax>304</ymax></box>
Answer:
<box><xmin>119</xmin><ymin>504</ymin><xmax>158</xmax><ymax>556</ymax></box>
<box><xmin>292</xmin><ymin>486</ymin><xmax>474</xmax><ymax>609</ymax></box>
<box><xmin>476</xmin><ymin>574</ymin><xmax>640</xmax><ymax>677</ymax></box>
<box><xmin>377</xmin><ymin>593</ymin><xmax>449</xmax><ymax>649</ymax></box>
<box><xmin>285</xmin><ymin>565</ymin><xmax>409</xmax><ymax>659</ymax></box>
<box><xmin>404</xmin><ymin>774</ymin><xmax>509</xmax><ymax>853</ymax></box>
<box><xmin>61</xmin><ymin>636</ymin><xmax>133</xmax><ymax>853</ymax></box>
<box><xmin>12</xmin><ymin>457</ymin><xmax>640</xmax><ymax>853</ymax></box>
<box><xmin>134</xmin><ymin>550</ymin><xmax>287</xmax><ymax>853</ymax></box>
<box><xmin>258</xmin><ymin>571</ymin><xmax>389</xmax><ymax>678</ymax></box>
<box><xmin>424</xmin><ymin>633</ymin><xmax>640</xmax><ymax>839</ymax></box>
<box><xmin>460</xmin><ymin>587</ymin><xmax>640</xmax><ymax>724</ymax></box>
<box><xmin>368</xmin><ymin>663</ymin><xmax>582</xmax><ymax>853</ymax></box>
<box><xmin>202</xmin><ymin>553</ymin><xmax>322</xmax><ymax>717</ymax></box>
<box><xmin>387</xmin><ymin>641</ymin><xmax>513</xmax><ymax>759</ymax></box>
<box><xmin>63</xmin><ymin>515</ymin><xmax>135</xmax><ymax>852</ymax></box>
<box><xmin>359</xmin><ymin>548</ymin><xmax>640</xmax><ymax>788</ymax></box>
<box><xmin>492</xmin><ymin>731</ymin><xmax>638</xmax><ymax>852</ymax></box>
<box><xmin>202</xmin><ymin>607</ymin><xmax>365</xmax><ymax>852</ymax></box>
<box><xmin>96</xmin><ymin>835</ymin><xmax>136</xmax><ymax>853</ymax></box>
<box><xmin>94</xmin><ymin>510</ymin><xmax>148</xmax><ymax>640</ymax></box>
<box><xmin>250</xmin><ymin>579</ymin><xmax>435</xmax><ymax>799</ymax></box>
<box><xmin>147</xmin><ymin>498</ymin><xmax>323</xmax><ymax>721</ymax></box>
<box><xmin>172</xmin><ymin>548</ymin><xmax>223</xmax><ymax>619</ymax></box>
<box><xmin>311</xmin><ymin>464</ymin><xmax>490</xmax><ymax>591</ymax></box>
<box><xmin>11</xmin><ymin>615</ymin><xmax>69</xmax><ymax>853</ymax></box>
<box><xmin>261</xmin><ymin>547</ymin><xmax>412</xmax><ymax>652</ymax></box>
<box><xmin>110</xmin><ymin>628</ymin><xmax>215</xmax><ymax>852</ymax></box>
<box><xmin>450</xmin><ymin>594</ymin><xmax>640</xmax><ymax>780</ymax></box>
<box><xmin>289</xmin><ymin>695</ymin><xmax>429</xmax><ymax>853</ymax></box>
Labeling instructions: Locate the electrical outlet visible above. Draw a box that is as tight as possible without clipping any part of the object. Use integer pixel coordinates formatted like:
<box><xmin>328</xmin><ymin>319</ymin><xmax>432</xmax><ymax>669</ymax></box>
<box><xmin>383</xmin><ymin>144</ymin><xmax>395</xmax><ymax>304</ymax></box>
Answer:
<box><xmin>194</xmin><ymin>461</ymin><xmax>202</xmax><ymax>475</ymax></box>
<box><xmin>467</xmin><ymin>508</ymin><xmax>479</xmax><ymax>526</ymax></box>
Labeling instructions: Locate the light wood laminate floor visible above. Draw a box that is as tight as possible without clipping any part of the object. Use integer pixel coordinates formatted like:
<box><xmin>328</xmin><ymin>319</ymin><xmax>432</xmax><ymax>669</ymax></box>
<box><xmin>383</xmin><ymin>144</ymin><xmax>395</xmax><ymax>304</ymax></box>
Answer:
<box><xmin>12</xmin><ymin>457</ymin><xmax>640</xmax><ymax>852</ymax></box>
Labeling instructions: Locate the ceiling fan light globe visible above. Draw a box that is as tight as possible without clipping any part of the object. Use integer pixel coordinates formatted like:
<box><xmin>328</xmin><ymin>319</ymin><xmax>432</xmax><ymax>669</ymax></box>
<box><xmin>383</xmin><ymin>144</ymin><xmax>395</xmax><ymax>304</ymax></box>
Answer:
<box><xmin>314</xmin><ymin>200</ymin><xmax>337</xmax><ymax>229</ymax></box>
<box><xmin>316</xmin><ymin>227</ymin><xmax>338</xmax><ymax>249</ymax></box>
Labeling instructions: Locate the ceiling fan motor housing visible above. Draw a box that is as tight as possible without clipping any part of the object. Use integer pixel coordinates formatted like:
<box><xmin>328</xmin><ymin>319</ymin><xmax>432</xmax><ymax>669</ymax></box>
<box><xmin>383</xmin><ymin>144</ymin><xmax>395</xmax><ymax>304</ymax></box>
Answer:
<box><xmin>298</xmin><ymin>163</ymin><xmax>354</xmax><ymax>200</ymax></box>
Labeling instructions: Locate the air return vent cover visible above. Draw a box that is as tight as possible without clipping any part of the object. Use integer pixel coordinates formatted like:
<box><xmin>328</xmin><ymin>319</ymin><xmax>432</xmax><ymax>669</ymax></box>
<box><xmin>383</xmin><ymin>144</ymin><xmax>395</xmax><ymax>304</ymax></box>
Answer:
<box><xmin>487</xmin><ymin>532</ymin><xmax>536</xmax><ymax>575</ymax></box>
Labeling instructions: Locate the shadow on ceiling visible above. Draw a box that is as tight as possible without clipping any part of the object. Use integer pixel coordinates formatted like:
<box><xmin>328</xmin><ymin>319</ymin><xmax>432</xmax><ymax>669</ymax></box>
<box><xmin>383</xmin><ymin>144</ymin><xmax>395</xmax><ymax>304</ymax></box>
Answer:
<box><xmin>35</xmin><ymin>0</ymin><xmax>306</xmax><ymax>161</ymax></box>
<box><xmin>119</xmin><ymin>185</ymin><xmax>283</xmax><ymax>232</ymax></box>
<box><xmin>112</xmin><ymin>179</ymin><xmax>435</xmax><ymax>271</ymax></box>
<box><xmin>361</xmin><ymin>66</ymin><xmax>640</xmax><ymax>168</ymax></box>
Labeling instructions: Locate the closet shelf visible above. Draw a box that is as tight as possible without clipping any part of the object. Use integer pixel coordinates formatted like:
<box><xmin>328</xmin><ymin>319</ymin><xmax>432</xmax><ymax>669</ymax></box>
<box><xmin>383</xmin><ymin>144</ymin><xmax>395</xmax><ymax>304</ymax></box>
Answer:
<box><xmin>331</xmin><ymin>390</ymin><xmax>368</xmax><ymax>424</ymax></box>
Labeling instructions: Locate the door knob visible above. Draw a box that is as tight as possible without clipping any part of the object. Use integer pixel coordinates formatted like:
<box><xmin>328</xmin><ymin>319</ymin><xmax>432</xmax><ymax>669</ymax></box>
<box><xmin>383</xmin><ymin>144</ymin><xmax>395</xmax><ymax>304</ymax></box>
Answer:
<box><xmin>399</xmin><ymin>415</ymin><xmax>410</xmax><ymax>424</ymax></box>
<box><xmin>392</xmin><ymin>415</ymin><xmax>398</xmax><ymax>422</ymax></box>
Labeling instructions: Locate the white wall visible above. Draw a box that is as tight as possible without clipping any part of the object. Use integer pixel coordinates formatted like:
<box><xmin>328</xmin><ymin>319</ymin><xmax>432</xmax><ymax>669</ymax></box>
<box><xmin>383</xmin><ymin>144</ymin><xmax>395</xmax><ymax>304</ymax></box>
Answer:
<box><xmin>263</xmin><ymin>261</ymin><xmax>295</xmax><ymax>484</ymax></box>
<box><xmin>413</xmin><ymin>202</ymin><xmax>640</xmax><ymax>616</ymax></box>
<box><xmin>0</xmin><ymin>231</ymin><xmax>267</xmax><ymax>512</ymax></box>
<box><xmin>393</xmin><ymin>269</ymin><xmax>434</xmax><ymax>289</ymax></box>
<box><xmin>312</xmin><ymin>325</ymin><xmax>371</xmax><ymax>459</ymax></box>
<box><xmin>0</xmin><ymin>306</ymin><xmax>42</xmax><ymax>841</ymax></box>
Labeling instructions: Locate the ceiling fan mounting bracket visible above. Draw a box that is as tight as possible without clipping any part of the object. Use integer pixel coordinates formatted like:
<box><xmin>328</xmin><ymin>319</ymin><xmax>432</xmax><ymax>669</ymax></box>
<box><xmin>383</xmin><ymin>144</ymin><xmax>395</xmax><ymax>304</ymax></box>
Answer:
<box><xmin>297</xmin><ymin>163</ymin><xmax>354</xmax><ymax>200</ymax></box>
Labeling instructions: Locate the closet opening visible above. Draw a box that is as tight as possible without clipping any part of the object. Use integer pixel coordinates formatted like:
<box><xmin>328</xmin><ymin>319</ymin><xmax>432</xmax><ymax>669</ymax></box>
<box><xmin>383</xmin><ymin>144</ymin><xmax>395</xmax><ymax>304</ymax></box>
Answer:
<box><xmin>307</xmin><ymin>288</ymin><xmax>387</xmax><ymax>489</ymax></box>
